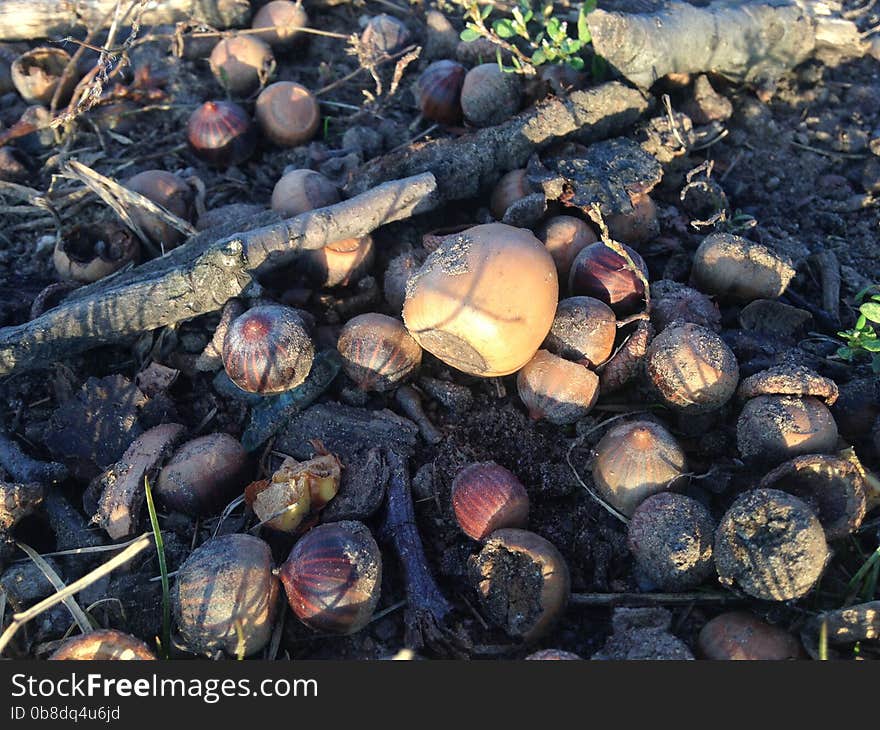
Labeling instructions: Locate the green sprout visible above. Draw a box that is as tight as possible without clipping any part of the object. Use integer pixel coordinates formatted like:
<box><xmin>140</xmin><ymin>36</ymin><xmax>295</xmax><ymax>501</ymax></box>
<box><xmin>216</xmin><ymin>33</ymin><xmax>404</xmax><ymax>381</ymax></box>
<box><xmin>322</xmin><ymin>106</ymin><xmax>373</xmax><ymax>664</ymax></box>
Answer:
<box><xmin>837</xmin><ymin>285</ymin><xmax>880</xmax><ymax>374</ymax></box>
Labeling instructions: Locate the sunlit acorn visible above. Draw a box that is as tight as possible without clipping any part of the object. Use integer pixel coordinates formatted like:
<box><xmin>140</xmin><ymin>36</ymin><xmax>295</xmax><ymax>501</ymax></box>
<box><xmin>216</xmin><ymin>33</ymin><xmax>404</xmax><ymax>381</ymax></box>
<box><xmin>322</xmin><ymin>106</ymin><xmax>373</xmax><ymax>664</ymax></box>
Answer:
<box><xmin>544</xmin><ymin>296</ymin><xmax>616</xmax><ymax>367</ymax></box>
<box><xmin>255</xmin><ymin>81</ymin><xmax>320</xmax><ymax>147</ymax></box>
<box><xmin>337</xmin><ymin>312</ymin><xmax>422</xmax><ymax>391</ymax></box>
<box><xmin>568</xmin><ymin>241</ymin><xmax>648</xmax><ymax>316</ymax></box>
<box><xmin>402</xmin><ymin>223</ymin><xmax>558</xmax><ymax>377</ymax></box>
<box><xmin>11</xmin><ymin>47</ymin><xmax>77</xmax><ymax>105</ymax></box>
<box><xmin>246</xmin><ymin>452</ymin><xmax>341</xmax><ymax>534</ymax></box>
<box><xmin>451</xmin><ymin>461</ymin><xmax>530</xmax><ymax>540</ymax></box>
<box><xmin>186</xmin><ymin>100</ymin><xmax>257</xmax><ymax>167</ymax></box>
<box><xmin>650</xmin><ymin>279</ymin><xmax>721</xmax><ymax>333</ymax></box>
<box><xmin>361</xmin><ymin>14</ymin><xmax>411</xmax><ymax>56</ymax></box>
<box><xmin>627</xmin><ymin>493</ymin><xmax>715</xmax><ymax>591</ymax></box>
<box><xmin>468</xmin><ymin>528</ymin><xmax>570</xmax><ymax>641</ymax></box>
<box><xmin>714</xmin><ymin>488</ymin><xmax>829</xmax><ymax>602</ymax></box>
<box><xmin>53</xmin><ymin>222</ymin><xmax>139</xmax><ymax>283</ymax></box>
<box><xmin>174</xmin><ymin>533</ymin><xmax>280</xmax><ymax>657</ymax></box>
<box><xmin>49</xmin><ymin>630</ymin><xmax>156</xmax><ymax>660</ymax></box>
<box><xmin>252</xmin><ymin>0</ymin><xmax>309</xmax><ymax>49</ymax></box>
<box><xmin>155</xmin><ymin>433</ymin><xmax>249</xmax><ymax>517</ymax></box>
<box><xmin>525</xmin><ymin>649</ymin><xmax>582</xmax><ymax>660</ymax></box>
<box><xmin>222</xmin><ymin>305</ymin><xmax>315</xmax><ymax>394</ymax></box>
<box><xmin>124</xmin><ymin>170</ymin><xmax>193</xmax><ymax>248</ymax></box>
<box><xmin>646</xmin><ymin>322</ymin><xmax>739</xmax><ymax>414</ymax></box>
<box><xmin>279</xmin><ymin>520</ymin><xmax>382</xmax><ymax>634</ymax></box>
<box><xmin>691</xmin><ymin>232</ymin><xmax>796</xmax><ymax>302</ymax></box>
<box><xmin>759</xmin><ymin>454</ymin><xmax>865</xmax><ymax>540</ymax></box>
<box><xmin>537</xmin><ymin>215</ymin><xmax>598</xmax><ymax>280</ymax></box>
<box><xmin>489</xmin><ymin>169</ymin><xmax>532</xmax><ymax>220</ymax></box>
<box><xmin>697</xmin><ymin>612</ymin><xmax>804</xmax><ymax>660</ymax></box>
<box><xmin>517</xmin><ymin>350</ymin><xmax>599</xmax><ymax>425</ymax></box>
<box><xmin>460</xmin><ymin>63</ymin><xmax>521</xmax><ymax>127</ymax></box>
<box><xmin>605</xmin><ymin>193</ymin><xmax>659</xmax><ymax>246</ymax></box>
<box><xmin>736</xmin><ymin>395</ymin><xmax>838</xmax><ymax>466</ymax></box>
<box><xmin>270</xmin><ymin>168</ymin><xmax>340</xmax><ymax>217</ymax></box>
<box><xmin>300</xmin><ymin>235</ymin><xmax>374</xmax><ymax>288</ymax></box>
<box><xmin>417</xmin><ymin>59</ymin><xmax>466</xmax><ymax>125</ymax></box>
<box><xmin>591</xmin><ymin>420</ymin><xmax>687</xmax><ymax>517</ymax></box>
<box><xmin>209</xmin><ymin>34</ymin><xmax>274</xmax><ymax>95</ymax></box>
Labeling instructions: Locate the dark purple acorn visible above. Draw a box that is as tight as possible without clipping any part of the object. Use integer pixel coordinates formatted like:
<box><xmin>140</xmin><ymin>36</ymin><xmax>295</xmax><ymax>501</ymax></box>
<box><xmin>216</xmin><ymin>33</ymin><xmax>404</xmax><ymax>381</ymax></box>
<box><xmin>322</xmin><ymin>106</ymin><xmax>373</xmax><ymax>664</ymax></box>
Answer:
<box><xmin>451</xmin><ymin>461</ymin><xmax>529</xmax><ymax>540</ymax></box>
<box><xmin>568</xmin><ymin>242</ymin><xmax>648</xmax><ymax>316</ymax></box>
<box><xmin>222</xmin><ymin>305</ymin><xmax>315</xmax><ymax>394</ymax></box>
<box><xmin>279</xmin><ymin>521</ymin><xmax>382</xmax><ymax>634</ymax></box>
<box><xmin>187</xmin><ymin>100</ymin><xmax>256</xmax><ymax>167</ymax></box>
<box><xmin>418</xmin><ymin>60</ymin><xmax>466</xmax><ymax>125</ymax></box>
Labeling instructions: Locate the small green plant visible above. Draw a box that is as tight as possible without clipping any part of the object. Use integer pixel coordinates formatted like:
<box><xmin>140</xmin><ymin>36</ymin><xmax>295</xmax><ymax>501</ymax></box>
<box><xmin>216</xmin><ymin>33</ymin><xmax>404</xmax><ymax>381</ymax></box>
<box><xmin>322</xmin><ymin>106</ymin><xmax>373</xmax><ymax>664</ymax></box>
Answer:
<box><xmin>144</xmin><ymin>477</ymin><xmax>171</xmax><ymax>659</ymax></box>
<box><xmin>837</xmin><ymin>285</ymin><xmax>880</xmax><ymax>374</ymax></box>
<box><xmin>459</xmin><ymin>1</ymin><xmax>597</xmax><ymax>74</ymax></box>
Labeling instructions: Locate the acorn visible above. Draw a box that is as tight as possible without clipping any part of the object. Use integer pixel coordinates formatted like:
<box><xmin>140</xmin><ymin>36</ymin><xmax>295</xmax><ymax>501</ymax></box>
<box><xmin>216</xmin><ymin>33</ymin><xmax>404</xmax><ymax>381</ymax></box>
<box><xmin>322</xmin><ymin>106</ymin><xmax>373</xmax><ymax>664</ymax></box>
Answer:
<box><xmin>697</xmin><ymin>612</ymin><xmax>803</xmax><ymax>660</ymax></box>
<box><xmin>646</xmin><ymin>322</ymin><xmax>739</xmax><ymax>414</ymax></box>
<box><xmin>270</xmin><ymin>168</ymin><xmax>340</xmax><ymax>217</ymax></box>
<box><xmin>468</xmin><ymin>528</ymin><xmax>570</xmax><ymax>641</ymax></box>
<box><xmin>544</xmin><ymin>296</ymin><xmax>616</xmax><ymax>367</ymax></box>
<box><xmin>691</xmin><ymin>233</ymin><xmax>795</xmax><ymax>302</ymax></box>
<box><xmin>627</xmin><ymin>493</ymin><xmax>715</xmax><ymax>591</ymax></box>
<box><xmin>155</xmin><ymin>433</ymin><xmax>249</xmax><ymax>517</ymax></box>
<box><xmin>49</xmin><ymin>630</ymin><xmax>156</xmax><ymax>660</ymax></box>
<box><xmin>489</xmin><ymin>169</ymin><xmax>532</xmax><ymax>220</ymax></box>
<box><xmin>11</xmin><ymin>47</ymin><xmax>77</xmax><ymax>105</ymax></box>
<box><xmin>650</xmin><ymin>280</ymin><xmax>721</xmax><ymax>333</ymax></box>
<box><xmin>460</xmin><ymin>63</ymin><xmax>521</xmax><ymax>127</ymax></box>
<box><xmin>53</xmin><ymin>222</ymin><xmax>139</xmax><ymax>283</ymax></box>
<box><xmin>384</xmin><ymin>250</ymin><xmax>423</xmax><ymax>312</ymax></box>
<box><xmin>361</xmin><ymin>14</ymin><xmax>411</xmax><ymax>56</ymax></box>
<box><xmin>337</xmin><ymin>313</ymin><xmax>422</xmax><ymax>391</ymax></box>
<box><xmin>252</xmin><ymin>0</ymin><xmax>309</xmax><ymax>49</ymax></box>
<box><xmin>279</xmin><ymin>520</ymin><xmax>382</xmax><ymax>634</ymax></box>
<box><xmin>209</xmin><ymin>34</ymin><xmax>274</xmax><ymax>95</ymax></box>
<box><xmin>255</xmin><ymin>81</ymin><xmax>320</xmax><ymax>147</ymax></box>
<box><xmin>759</xmin><ymin>454</ymin><xmax>865</xmax><ymax>539</ymax></box>
<box><xmin>605</xmin><ymin>193</ymin><xmax>659</xmax><ymax>246</ymax></box>
<box><xmin>736</xmin><ymin>395</ymin><xmax>838</xmax><ymax>465</ymax></box>
<box><xmin>568</xmin><ymin>242</ymin><xmax>648</xmax><ymax>316</ymax></box>
<box><xmin>517</xmin><ymin>350</ymin><xmax>599</xmax><ymax>425</ymax></box>
<box><xmin>537</xmin><ymin>215</ymin><xmax>598</xmax><ymax>280</ymax></box>
<box><xmin>451</xmin><ymin>461</ymin><xmax>530</xmax><ymax>540</ymax></box>
<box><xmin>591</xmin><ymin>420</ymin><xmax>687</xmax><ymax>517</ymax></box>
<box><xmin>714</xmin><ymin>488</ymin><xmax>829</xmax><ymax>602</ymax></box>
<box><xmin>124</xmin><ymin>170</ymin><xmax>193</xmax><ymax>248</ymax></box>
<box><xmin>222</xmin><ymin>305</ymin><xmax>315</xmax><ymax>394</ymax></box>
<box><xmin>0</xmin><ymin>146</ymin><xmax>29</xmax><ymax>183</ymax></box>
<box><xmin>186</xmin><ymin>100</ymin><xmax>256</xmax><ymax>167</ymax></box>
<box><xmin>402</xmin><ymin>223</ymin><xmax>558</xmax><ymax>377</ymax></box>
<box><xmin>174</xmin><ymin>534</ymin><xmax>280</xmax><ymax>657</ymax></box>
<box><xmin>417</xmin><ymin>59</ymin><xmax>466</xmax><ymax>125</ymax></box>
<box><xmin>300</xmin><ymin>235</ymin><xmax>375</xmax><ymax>288</ymax></box>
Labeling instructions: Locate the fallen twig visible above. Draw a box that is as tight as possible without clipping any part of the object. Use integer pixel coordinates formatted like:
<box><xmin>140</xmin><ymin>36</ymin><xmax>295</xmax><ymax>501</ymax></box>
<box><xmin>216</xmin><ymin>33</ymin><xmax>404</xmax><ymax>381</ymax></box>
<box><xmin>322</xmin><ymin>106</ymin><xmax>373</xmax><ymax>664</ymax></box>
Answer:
<box><xmin>569</xmin><ymin>591</ymin><xmax>743</xmax><ymax>607</ymax></box>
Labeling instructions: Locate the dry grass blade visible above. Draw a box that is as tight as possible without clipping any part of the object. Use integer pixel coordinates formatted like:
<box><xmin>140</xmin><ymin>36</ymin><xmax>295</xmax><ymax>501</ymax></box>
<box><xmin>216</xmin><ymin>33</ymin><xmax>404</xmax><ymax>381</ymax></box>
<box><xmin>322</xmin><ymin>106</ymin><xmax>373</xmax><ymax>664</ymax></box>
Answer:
<box><xmin>16</xmin><ymin>541</ymin><xmax>93</xmax><ymax>635</ymax></box>
<box><xmin>0</xmin><ymin>534</ymin><xmax>151</xmax><ymax>656</ymax></box>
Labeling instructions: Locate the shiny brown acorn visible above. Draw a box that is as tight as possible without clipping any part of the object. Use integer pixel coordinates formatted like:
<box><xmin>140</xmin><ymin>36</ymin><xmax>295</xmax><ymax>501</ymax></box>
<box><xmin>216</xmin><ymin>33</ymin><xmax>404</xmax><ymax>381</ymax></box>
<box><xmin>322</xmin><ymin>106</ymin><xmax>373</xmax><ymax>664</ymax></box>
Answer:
<box><xmin>187</xmin><ymin>100</ymin><xmax>256</xmax><ymax>167</ymax></box>
<box><xmin>270</xmin><ymin>169</ymin><xmax>340</xmax><ymax>217</ymax></box>
<box><xmin>124</xmin><ymin>170</ymin><xmax>194</xmax><ymax>248</ymax></box>
<box><xmin>252</xmin><ymin>0</ymin><xmax>309</xmax><ymax>49</ymax></box>
<box><xmin>255</xmin><ymin>81</ymin><xmax>320</xmax><ymax>147</ymax></box>
<box><xmin>697</xmin><ymin>612</ymin><xmax>804</xmax><ymax>660</ymax></box>
<box><xmin>174</xmin><ymin>534</ymin><xmax>280</xmax><ymax>657</ymax></box>
<box><xmin>537</xmin><ymin>215</ymin><xmax>598</xmax><ymax>280</ymax></box>
<box><xmin>279</xmin><ymin>520</ymin><xmax>382</xmax><ymax>634</ymax></box>
<box><xmin>361</xmin><ymin>14</ymin><xmax>411</xmax><ymax>56</ymax></box>
<box><xmin>568</xmin><ymin>242</ymin><xmax>648</xmax><ymax>316</ymax></box>
<box><xmin>591</xmin><ymin>420</ymin><xmax>687</xmax><ymax>517</ymax></box>
<box><xmin>451</xmin><ymin>462</ymin><xmax>529</xmax><ymax>540</ymax></box>
<box><xmin>517</xmin><ymin>350</ymin><xmax>599</xmax><ymax>425</ymax></box>
<box><xmin>49</xmin><ymin>630</ymin><xmax>156</xmax><ymax>660</ymax></box>
<box><xmin>544</xmin><ymin>296</ymin><xmax>617</xmax><ymax>367</ymax></box>
<box><xmin>489</xmin><ymin>169</ymin><xmax>532</xmax><ymax>220</ymax></box>
<box><xmin>209</xmin><ymin>34</ymin><xmax>274</xmax><ymax>95</ymax></box>
<box><xmin>337</xmin><ymin>313</ymin><xmax>422</xmax><ymax>391</ymax></box>
<box><xmin>222</xmin><ymin>305</ymin><xmax>315</xmax><ymax>394</ymax></box>
<box><xmin>418</xmin><ymin>60</ymin><xmax>466</xmax><ymax>125</ymax></box>
<box><xmin>605</xmin><ymin>193</ymin><xmax>659</xmax><ymax>246</ymax></box>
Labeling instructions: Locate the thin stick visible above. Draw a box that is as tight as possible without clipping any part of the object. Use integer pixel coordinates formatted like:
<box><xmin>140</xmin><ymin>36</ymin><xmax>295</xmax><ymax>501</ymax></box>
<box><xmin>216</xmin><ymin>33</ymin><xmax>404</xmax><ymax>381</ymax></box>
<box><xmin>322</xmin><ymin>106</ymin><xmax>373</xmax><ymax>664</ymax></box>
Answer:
<box><xmin>569</xmin><ymin>591</ymin><xmax>742</xmax><ymax>607</ymax></box>
<box><xmin>0</xmin><ymin>534</ymin><xmax>151</xmax><ymax>656</ymax></box>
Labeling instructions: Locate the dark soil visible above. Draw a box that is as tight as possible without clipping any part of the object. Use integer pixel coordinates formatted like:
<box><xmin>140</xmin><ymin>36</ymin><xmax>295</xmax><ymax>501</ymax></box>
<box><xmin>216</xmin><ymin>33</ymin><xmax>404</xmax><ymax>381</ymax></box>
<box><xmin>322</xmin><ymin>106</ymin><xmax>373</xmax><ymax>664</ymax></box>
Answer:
<box><xmin>1</xmin><ymin>0</ymin><xmax>879</xmax><ymax>661</ymax></box>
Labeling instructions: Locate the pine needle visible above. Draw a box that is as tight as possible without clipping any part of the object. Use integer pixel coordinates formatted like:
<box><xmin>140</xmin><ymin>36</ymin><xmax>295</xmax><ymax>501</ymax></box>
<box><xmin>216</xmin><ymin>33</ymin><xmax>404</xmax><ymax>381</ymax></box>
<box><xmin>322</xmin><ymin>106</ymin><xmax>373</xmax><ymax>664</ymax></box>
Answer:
<box><xmin>144</xmin><ymin>476</ymin><xmax>170</xmax><ymax>659</ymax></box>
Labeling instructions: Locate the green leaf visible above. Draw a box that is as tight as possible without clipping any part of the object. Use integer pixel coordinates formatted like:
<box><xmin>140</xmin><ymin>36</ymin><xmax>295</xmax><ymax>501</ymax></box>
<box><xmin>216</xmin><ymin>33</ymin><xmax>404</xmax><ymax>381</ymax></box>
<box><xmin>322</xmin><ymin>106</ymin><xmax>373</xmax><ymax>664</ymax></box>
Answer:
<box><xmin>837</xmin><ymin>346</ymin><xmax>856</xmax><ymax>360</ymax></box>
<box><xmin>460</xmin><ymin>27</ymin><xmax>480</xmax><ymax>42</ymax></box>
<box><xmin>860</xmin><ymin>301</ymin><xmax>880</xmax><ymax>323</ymax></box>
<box><xmin>862</xmin><ymin>339</ymin><xmax>880</xmax><ymax>352</ymax></box>
<box><xmin>546</xmin><ymin>17</ymin><xmax>561</xmax><ymax>40</ymax></box>
<box><xmin>531</xmin><ymin>48</ymin><xmax>547</xmax><ymax>65</ymax></box>
<box><xmin>493</xmin><ymin>18</ymin><xmax>515</xmax><ymax>38</ymax></box>
<box><xmin>567</xmin><ymin>56</ymin><xmax>585</xmax><ymax>71</ymax></box>
<box><xmin>872</xmin><ymin>355</ymin><xmax>880</xmax><ymax>374</ymax></box>
<box><xmin>591</xmin><ymin>54</ymin><xmax>607</xmax><ymax>80</ymax></box>
<box><xmin>481</xmin><ymin>4</ymin><xmax>493</xmax><ymax>20</ymax></box>
<box><xmin>857</xmin><ymin>313</ymin><xmax>868</xmax><ymax>330</ymax></box>
<box><xmin>583</xmin><ymin>0</ymin><xmax>598</xmax><ymax>12</ymax></box>
<box><xmin>512</xmin><ymin>6</ymin><xmax>525</xmax><ymax>25</ymax></box>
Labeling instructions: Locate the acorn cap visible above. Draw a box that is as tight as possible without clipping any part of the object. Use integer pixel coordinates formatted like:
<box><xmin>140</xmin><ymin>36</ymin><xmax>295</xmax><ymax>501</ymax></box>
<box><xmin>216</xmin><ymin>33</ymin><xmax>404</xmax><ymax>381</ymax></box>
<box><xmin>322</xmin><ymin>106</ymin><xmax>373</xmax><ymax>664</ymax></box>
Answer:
<box><xmin>737</xmin><ymin>364</ymin><xmax>838</xmax><ymax>405</ymax></box>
